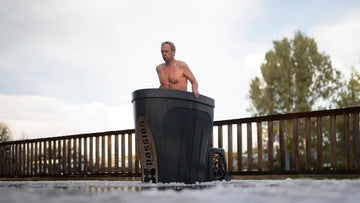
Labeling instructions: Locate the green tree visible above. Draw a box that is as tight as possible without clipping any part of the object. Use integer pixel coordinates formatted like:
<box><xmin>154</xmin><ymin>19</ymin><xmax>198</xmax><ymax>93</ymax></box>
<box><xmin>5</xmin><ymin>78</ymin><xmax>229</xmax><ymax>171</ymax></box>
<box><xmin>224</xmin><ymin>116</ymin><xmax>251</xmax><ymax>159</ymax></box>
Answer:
<box><xmin>333</xmin><ymin>67</ymin><xmax>360</xmax><ymax>108</ymax></box>
<box><xmin>249</xmin><ymin>31</ymin><xmax>341</xmax><ymax>116</ymax></box>
<box><xmin>0</xmin><ymin>123</ymin><xmax>13</xmax><ymax>143</ymax></box>
<box><xmin>248</xmin><ymin>31</ymin><xmax>342</xmax><ymax>170</ymax></box>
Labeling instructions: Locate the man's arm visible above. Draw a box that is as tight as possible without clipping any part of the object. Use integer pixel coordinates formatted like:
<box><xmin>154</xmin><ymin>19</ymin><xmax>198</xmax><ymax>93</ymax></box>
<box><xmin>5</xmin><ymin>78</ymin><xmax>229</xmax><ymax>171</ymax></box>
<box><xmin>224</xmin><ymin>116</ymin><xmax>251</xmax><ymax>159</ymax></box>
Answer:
<box><xmin>156</xmin><ymin>65</ymin><xmax>164</xmax><ymax>88</ymax></box>
<box><xmin>182</xmin><ymin>62</ymin><xmax>199</xmax><ymax>98</ymax></box>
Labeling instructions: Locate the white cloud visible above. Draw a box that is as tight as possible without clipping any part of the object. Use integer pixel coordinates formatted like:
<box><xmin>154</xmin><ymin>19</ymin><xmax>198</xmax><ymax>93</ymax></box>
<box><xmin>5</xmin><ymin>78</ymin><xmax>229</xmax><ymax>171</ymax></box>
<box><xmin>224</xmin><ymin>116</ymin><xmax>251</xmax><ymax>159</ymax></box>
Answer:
<box><xmin>0</xmin><ymin>94</ymin><xmax>134</xmax><ymax>140</ymax></box>
<box><xmin>0</xmin><ymin>0</ymin><xmax>267</xmax><ymax>140</ymax></box>
<box><xmin>309</xmin><ymin>8</ymin><xmax>360</xmax><ymax>78</ymax></box>
<box><xmin>0</xmin><ymin>0</ymin><xmax>264</xmax><ymax>105</ymax></box>
<box><xmin>245</xmin><ymin>52</ymin><xmax>265</xmax><ymax>78</ymax></box>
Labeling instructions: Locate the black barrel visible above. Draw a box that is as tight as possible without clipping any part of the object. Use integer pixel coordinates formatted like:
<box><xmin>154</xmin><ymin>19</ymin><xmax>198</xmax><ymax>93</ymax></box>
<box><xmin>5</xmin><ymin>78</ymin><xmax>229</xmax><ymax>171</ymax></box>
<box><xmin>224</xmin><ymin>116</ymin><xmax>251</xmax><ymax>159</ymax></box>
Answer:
<box><xmin>132</xmin><ymin>88</ymin><xmax>215</xmax><ymax>184</ymax></box>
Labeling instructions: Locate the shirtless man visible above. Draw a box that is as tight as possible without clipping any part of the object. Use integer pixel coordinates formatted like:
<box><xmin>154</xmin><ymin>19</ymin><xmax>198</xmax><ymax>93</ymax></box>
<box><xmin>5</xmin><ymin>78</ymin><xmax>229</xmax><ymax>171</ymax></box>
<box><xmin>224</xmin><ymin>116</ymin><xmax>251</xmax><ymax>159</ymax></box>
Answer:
<box><xmin>156</xmin><ymin>41</ymin><xmax>199</xmax><ymax>98</ymax></box>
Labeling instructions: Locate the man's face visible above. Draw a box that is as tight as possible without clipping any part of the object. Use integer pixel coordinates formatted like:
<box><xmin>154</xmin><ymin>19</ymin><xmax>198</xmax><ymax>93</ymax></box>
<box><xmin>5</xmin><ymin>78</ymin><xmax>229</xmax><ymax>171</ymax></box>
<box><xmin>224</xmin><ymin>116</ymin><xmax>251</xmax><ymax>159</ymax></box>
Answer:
<box><xmin>161</xmin><ymin>44</ymin><xmax>175</xmax><ymax>62</ymax></box>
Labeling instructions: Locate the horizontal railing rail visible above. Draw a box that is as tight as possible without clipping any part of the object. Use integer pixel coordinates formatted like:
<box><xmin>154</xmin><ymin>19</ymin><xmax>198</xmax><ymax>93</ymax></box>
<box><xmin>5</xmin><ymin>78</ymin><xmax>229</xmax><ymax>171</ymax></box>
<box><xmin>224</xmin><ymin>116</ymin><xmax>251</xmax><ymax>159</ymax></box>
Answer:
<box><xmin>1</xmin><ymin>106</ymin><xmax>359</xmax><ymax>177</ymax></box>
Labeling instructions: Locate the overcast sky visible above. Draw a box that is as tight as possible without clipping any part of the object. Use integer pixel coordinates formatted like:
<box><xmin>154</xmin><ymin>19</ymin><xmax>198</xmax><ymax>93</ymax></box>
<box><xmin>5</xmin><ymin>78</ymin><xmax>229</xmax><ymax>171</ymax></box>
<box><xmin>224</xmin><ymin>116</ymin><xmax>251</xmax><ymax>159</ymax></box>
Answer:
<box><xmin>1</xmin><ymin>0</ymin><xmax>360</xmax><ymax>140</ymax></box>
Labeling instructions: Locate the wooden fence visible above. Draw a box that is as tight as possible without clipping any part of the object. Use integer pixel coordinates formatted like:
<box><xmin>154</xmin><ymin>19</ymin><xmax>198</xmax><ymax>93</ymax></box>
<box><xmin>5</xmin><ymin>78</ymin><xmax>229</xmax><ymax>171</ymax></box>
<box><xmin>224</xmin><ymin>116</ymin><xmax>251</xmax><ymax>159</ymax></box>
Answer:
<box><xmin>213</xmin><ymin>106</ymin><xmax>360</xmax><ymax>174</ymax></box>
<box><xmin>1</xmin><ymin>106</ymin><xmax>359</xmax><ymax>177</ymax></box>
<box><xmin>0</xmin><ymin>130</ymin><xmax>138</xmax><ymax>177</ymax></box>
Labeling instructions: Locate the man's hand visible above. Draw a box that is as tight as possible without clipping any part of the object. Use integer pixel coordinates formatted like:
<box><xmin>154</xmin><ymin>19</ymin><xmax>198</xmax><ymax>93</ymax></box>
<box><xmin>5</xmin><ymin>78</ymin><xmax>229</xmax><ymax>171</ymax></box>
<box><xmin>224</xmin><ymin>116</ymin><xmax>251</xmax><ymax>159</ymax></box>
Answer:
<box><xmin>193</xmin><ymin>89</ymin><xmax>199</xmax><ymax>98</ymax></box>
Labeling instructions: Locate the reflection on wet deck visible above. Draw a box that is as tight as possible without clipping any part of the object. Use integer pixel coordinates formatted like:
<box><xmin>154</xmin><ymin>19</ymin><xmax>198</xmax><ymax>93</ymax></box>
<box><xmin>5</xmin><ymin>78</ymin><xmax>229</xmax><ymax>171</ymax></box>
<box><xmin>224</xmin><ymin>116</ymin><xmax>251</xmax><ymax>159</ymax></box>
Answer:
<box><xmin>86</xmin><ymin>184</ymin><xmax>215</xmax><ymax>193</ymax></box>
<box><xmin>0</xmin><ymin>181</ymin><xmax>217</xmax><ymax>194</ymax></box>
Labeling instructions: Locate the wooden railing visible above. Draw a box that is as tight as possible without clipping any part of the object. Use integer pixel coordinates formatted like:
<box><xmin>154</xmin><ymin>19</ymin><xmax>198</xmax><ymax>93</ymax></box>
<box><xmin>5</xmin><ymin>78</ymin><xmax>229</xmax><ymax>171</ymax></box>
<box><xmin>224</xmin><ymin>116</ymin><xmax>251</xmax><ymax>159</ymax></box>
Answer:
<box><xmin>0</xmin><ymin>130</ymin><xmax>138</xmax><ymax>177</ymax></box>
<box><xmin>213</xmin><ymin>106</ymin><xmax>360</xmax><ymax>174</ymax></box>
<box><xmin>1</xmin><ymin>106</ymin><xmax>359</xmax><ymax>177</ymax></box>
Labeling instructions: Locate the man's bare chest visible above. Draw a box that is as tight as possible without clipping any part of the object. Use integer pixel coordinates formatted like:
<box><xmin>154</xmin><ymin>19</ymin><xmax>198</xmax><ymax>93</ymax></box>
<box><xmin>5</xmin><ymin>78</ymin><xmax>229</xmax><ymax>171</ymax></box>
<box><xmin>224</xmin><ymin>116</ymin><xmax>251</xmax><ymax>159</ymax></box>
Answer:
<box><xmin>159</xmin><ymin>67</ymin><xmax>185</xmax><ymax>83</ymax></box>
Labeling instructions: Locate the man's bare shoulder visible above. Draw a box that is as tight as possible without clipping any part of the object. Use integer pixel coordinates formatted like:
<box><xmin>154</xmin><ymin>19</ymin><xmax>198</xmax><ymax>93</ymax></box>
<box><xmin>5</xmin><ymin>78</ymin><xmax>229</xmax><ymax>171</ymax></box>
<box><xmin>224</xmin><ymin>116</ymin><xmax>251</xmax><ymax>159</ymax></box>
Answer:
<box><xmin>175</xmin><ymin>60</ymin><xmax>188</xmax><ymax>68</ymax></box>
<box><xmin>156</xmin><ymin>63</ymin><xmax>166</xmax><ymax>72</ymax></box>
<box><xmin>156</xmin><ymin>63</ymin><xmax>166</xmax><ymax>68</ymax></box>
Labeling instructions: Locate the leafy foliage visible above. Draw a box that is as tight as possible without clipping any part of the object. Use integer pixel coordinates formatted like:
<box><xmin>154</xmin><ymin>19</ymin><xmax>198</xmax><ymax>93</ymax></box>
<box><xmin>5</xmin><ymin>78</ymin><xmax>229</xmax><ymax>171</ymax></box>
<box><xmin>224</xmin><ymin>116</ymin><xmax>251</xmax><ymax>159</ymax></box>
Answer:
<box><xmin>0</xmin><ymin>123</ymin><xmax>13</xmax><ymax>143</ymax></box>
<box><xmin>249</xmin><ymin>31</ymin><xmax>341</xmax><ymax>116</ymax></box>
<box><xmin>333</xmin><ymin>67</ymin><xmax>360</xmax><ymax>108</ymax></box>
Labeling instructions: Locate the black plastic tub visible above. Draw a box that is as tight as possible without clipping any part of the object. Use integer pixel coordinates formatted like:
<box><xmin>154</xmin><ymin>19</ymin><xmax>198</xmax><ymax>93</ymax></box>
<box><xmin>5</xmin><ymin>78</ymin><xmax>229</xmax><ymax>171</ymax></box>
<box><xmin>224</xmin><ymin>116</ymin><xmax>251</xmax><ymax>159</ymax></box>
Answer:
<box><xmin>132</xmin><ymin>88</ymin><xmax>215</xmax><ymax>184</ymax></box>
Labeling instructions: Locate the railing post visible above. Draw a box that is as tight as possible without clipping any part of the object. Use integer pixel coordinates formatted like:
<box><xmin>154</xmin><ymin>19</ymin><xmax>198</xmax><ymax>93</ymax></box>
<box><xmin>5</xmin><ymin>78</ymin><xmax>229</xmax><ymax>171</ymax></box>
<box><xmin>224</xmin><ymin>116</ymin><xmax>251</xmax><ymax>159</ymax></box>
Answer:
<box><xmin>279</xmin><ymin>120</ymin><xmax>285</xmax><ymax>171</ymax></box>
<box><xmin>54</xmin><ymin>140</ymin><xmax>57</xmax><ymax>175</ymax></box>
<box><xmin>15</xmin><ymin>144</ymin><xmax>18</xmax><ymax>176</ymax></box>
<box><xmin>3</xmin><ymin>145</ymin><xmax>6</xmax><ymax>176</ymax></box>
<box><xmin>49</xmin><ymin>140</ymin><xmax>53</xmax><ymax>175</ymax></box>
<box><xmin>108</xmin><ymin>135</ymin><xmax>112</xmax><ymax>173</ymax></box>
<box><xmin>316</xmin><ymin>116</ymin><xmax>323</xmax><ymax>170</ymax></box>
<box><xmin>128</xmin><ymin>133</ymin><xmax>133</xmax><ymax>173</ymax></box>
<box><xmin>293</xmin><ymin>119</ymin><xmax>299</xmax><ymax>171</ymax></box>
<box><xmin>0</xmin><ymin>146</ymin><xmax>4</xmax><ymax>176</ymax></box>
<box><xmin>17</xmin><ymin>144</ymin><xmax>20</xmax><ymax>175</ymax></box>
<box><xmin>29</xmin><ymin>143</ymin><xmax>33</xmax><ymax>176</ymax></box>
<box><xmin>268</xmin><ymin>121</ymin><xmax>274</xmax><ymax>171</ymax></box>
<box><xmin>344</xmin><ymin>114</ymin><xmax>351</xmax><ymax>170</ymax></box>
<box><xmin>35</xmin><ymin>142</ymin><xmax>38</xmax><ymax>176</ymax></box>
<box><xmin>39</xmin><ymin>141</ymin><xmax>43</xmax><ymax>175</ymax></box>
<box><xmin>305</xmin><ymin>118</ymin><xmax>311</xmax><ymax>171</ymax></box>
<box><xmin>121</xmin><ymin>133</ymin><xmax>125</xmax><ymax>172</ymax></box>
<box><xmin>90</xmin><ymin>137</ymin><xmax>94</xmax><ymax>174</ymax></box>
<box><xmin>115</xmin><ymin>134</ymin><xmax>119</xmax><ymax>172</ymax></box>
<box><xmin>4</xmin><ymin>145</ymin><xmax>8</xmax><ymax>176</ymax></box>
<box><xmin>247</xmin><ymin>123</ymin><xmax>252</xmax><ymax>171</ymax></box>
<box><xmin>237</xmin><ymin>123</ymin><xmax>242</xmax><ymax>172</ymax></box>
<box><xmin>84</xmin><ymin>137</ymin><xmax>88</xmax><ymax>174</ymax></box>
<box><xmin>45</xmin><ymin>141</ymin><xmax>48</xmax><ymax>175</ymax></box>
<box><xmin>67</xmin><ymin>139</ymin><xmax>72</xmax><ymax>174</ymax></box>
<box><xmin>57</xmin><ymin>140</ymin><xmax>61</xmax><ymax>175</ymax></box>
<box><xmin>95</xmin><ymin>136</ymin><xmax>100</xmax><ymax>173</ymax></box>
<box><xmin>62</xmin><ymin>139</ymin><xmax>66</xmax><ymax>175</ymax></box>
<box><xmin>218</xmin><ymin>125</ymin><xmax>223</xmax><ymax>148</ymax></box>
<box><xmin>257</xmin><ymin>122</ymin><xmax>263</xmax><ymax>171</ymax></box>
<box><xmin>101</xmin><ymin>136</ymin><xmax>105</xmax><ymax>173</ymax></box>
<box><xmin>7</xmin><ymin>145</ymin><xmax>10</xmax><ymax>176</ymax></box>
<box><xmin>25</xmin><ymin>143</ymin><xmax>28</xmax><ymax>176</ymax></box>
<box><xmin>11</xmin><ymin>144</ymin><xmax>15</xmax><ymax>176</ymax></box>
<box><xmin>22</xmin><ymin>143</ymin><xmax>25</xmax><ymax>176</ymax></box>
<box><xmin>10</xmin><ymin>144</ymin><xmax>14</xmax><ymax>176</ymax></box>
<box><xmin>78</xmin><ymin>137</ymin><xmax>83</xmax><ymax>174</ymax></box>
<box><xmin>135</xmin><ymin>136</ymin><xmax>140</xmax><ymax>173</ymax></box>
<box><xmin>330</xmin><ymin>115</ymin><xmax>337</xmax><ymax>170</ymax></box>
<box><xmin>227</xmin><ymin>124</ymin><xmax>233</xmax><ymax>172</ymax></box>
<box><xmin>16</xmin><ymin>144</ymin><xmax>19</xmax><ymax>176</ymax></box>
<box><xmin>48</xmin><ymin>140</ymin><xmax>51</xmax><ymax>175</ymax></box>
<box><xmin>353</xmin><ymin>112</ymin><xmax>360</xmax><ymax>170</ymax></box>
<box><xmin>27</xmin><ymin>143</ymin><xmax>30</xmax><ymax>176</ymax></box>
<box><xmin>73</xmin><ymin>138</ymin><xmax>78</xmax><ymax>174</ymax></box>
<box><xmin>7</xmin><ymin>145</ymin><xmax>11</xmax><ymax>176</ymax></box>
<box><xmin>50</xmin><ymin>140</ymin><xmax>54</xmax><ymax>175</ymax></box>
